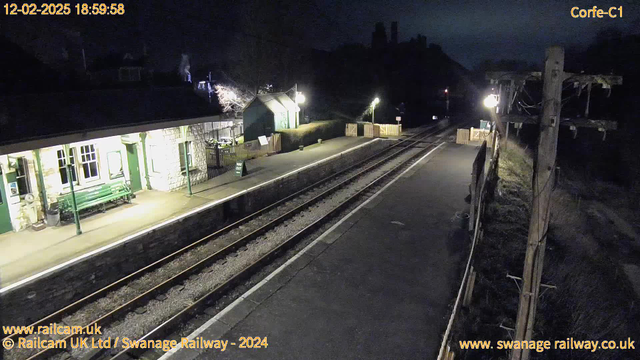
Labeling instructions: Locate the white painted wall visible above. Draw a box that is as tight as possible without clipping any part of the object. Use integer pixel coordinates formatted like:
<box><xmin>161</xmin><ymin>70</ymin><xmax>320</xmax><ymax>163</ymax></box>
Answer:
<box><xmin>1</xmin><ymin>122</ymin><xmax>208</xmax><ymax>232</ymax></box>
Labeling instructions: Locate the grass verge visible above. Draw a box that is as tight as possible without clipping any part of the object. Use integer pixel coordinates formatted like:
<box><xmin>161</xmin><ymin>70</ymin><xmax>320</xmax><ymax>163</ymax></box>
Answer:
<box><xmin>451</xmin><ymin>140</ymin><xmax>640</xmax><ymax>360</ymax></box>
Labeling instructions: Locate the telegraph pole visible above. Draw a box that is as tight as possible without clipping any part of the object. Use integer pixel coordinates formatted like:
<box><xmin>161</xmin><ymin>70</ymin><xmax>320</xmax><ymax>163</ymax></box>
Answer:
<box><xmin>511</xmin><ymin>46</ymin><xmax>564</xmax><ymax>360</ymax></box>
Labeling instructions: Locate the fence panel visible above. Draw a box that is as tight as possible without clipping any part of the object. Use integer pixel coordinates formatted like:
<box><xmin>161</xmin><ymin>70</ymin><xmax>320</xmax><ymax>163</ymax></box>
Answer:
<box><xmin>364</xmin><ymin>124</ymin><xmax>380</xmax><ymax>138</ymax></box>
<box><xmin>456</xmin><ymin>129</ymin><xmax>470</xmax><ymax>144</ymax></box>
<box><xmin>345</xmin><ymin>123</ymin><xmax>358</xmax><ymax>137</ymax></box>
<box><xmin>378</xmin><ymin>124</ymin><xmax>402</xmax><ymax>136</ymax></box>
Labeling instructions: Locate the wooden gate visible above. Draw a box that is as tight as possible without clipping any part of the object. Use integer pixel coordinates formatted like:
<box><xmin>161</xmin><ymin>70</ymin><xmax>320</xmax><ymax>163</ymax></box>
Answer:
<box><xmin>345</xmin><ymin>123</ymin><xmax>357</xmax><ymax>137</ymax></box>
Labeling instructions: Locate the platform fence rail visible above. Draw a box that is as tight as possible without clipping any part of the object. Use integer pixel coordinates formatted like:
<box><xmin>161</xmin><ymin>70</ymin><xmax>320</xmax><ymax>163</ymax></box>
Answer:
<box><xmin>437</xmin><ymin>130</ymin><xmax>500</xmax><ymax>360</ymax></box>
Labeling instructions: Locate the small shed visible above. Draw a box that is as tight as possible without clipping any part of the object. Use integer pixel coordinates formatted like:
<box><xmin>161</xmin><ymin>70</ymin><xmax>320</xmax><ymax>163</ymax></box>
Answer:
<box><xmin>242</xmin><ymin>93</ymin><xmax>299</xmax><ymax>141</ymax></box>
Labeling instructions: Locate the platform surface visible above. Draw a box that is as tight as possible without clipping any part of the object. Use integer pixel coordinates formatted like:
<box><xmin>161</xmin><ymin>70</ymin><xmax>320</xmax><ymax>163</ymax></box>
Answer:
<box><xmin>0</xmin><ymin>136</ymin><xmax>378</xmax><ymax>289</ymax></box>
<box><xmin>168</xmin><ymin>142</ymin><xmax>478</xmax><ymax>360</ymax></box>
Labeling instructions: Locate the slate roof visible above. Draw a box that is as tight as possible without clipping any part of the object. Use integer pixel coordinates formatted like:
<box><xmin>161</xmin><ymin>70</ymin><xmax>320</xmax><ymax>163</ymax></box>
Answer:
<box><xmin>245</xmin><ymin>93</ymin><xmax>299</xmax><ymax>113</ymax></box>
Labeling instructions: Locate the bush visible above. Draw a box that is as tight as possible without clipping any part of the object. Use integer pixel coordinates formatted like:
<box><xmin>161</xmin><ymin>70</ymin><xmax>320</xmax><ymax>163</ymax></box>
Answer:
<box><xmin>278</xmin><ymin>120</ymin><xmax>346</xmax><ymax>152</ymax></box>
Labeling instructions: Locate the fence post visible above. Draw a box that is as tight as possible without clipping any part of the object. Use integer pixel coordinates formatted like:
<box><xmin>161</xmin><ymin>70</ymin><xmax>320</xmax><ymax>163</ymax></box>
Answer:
<box><xmin>469</xmin><ymin>165</ymin><xmax>476</xmax><ymax>232</ymax></box>
<box><xmin>463</xmin><ymin>267</ymin><xmax>477</xmax><ymax>307</ymax></box>
<box><xmin>215</xmin><ymin>143</ymin><xmax>221</xmax><ymax>168</ymax></box>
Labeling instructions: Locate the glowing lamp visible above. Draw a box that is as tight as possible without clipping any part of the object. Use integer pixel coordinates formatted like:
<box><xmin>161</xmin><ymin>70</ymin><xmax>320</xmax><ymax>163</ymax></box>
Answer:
<box><xmin>483</xmin><ymin>94</ymin><xmax>499</xmax><ymax>108</ymax></box>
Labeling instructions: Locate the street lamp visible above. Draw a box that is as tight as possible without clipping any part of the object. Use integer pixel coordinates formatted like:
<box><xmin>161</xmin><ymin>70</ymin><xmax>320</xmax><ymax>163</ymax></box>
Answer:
<box><xmin>294</xmin><ymin>91</ymin><xmax>305</xmax><ymax>127</ymax></box>
<box><xmin>483</xmin><ymin>94</ymin><xmax>499</xmax><ymax>109</ymax></box>
<box><xmin>371</xmin><ymin>97</ymin><xmax>380</xmax><ymax>125</ymax></box>
<box><xmin>444</xmin><ymin>87</ymin><xmax>449</xmax><ymax>115</ymax></box>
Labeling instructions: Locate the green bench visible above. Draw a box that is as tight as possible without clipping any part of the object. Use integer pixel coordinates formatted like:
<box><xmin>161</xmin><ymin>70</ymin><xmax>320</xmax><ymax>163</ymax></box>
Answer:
<box><xmin>57</xmin><ymin>179</ymin><xmax>133</xmax><ymax>218</ymax></box>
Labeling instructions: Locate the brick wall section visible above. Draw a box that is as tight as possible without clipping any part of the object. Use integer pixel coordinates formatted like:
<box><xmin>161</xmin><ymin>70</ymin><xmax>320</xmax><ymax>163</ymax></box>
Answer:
<box><xmin>1</xmin><ymin>139</ymin><xmax>391</xmax><ymax>326</ymax></box>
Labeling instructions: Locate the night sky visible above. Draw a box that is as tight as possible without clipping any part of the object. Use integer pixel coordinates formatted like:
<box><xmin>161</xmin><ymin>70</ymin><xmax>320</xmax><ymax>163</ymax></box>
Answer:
<box><xmin>2</xmin><ymin>0</ymin><xmax>639</xmax><ymax>71</ymax></box>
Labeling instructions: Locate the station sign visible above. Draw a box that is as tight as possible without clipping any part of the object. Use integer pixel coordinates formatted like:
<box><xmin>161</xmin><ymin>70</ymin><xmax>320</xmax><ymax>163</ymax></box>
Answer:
<box><xmin>235</xmin><ymin>160</ymin><xmax>248</xmax><ymax>177</ymax></box>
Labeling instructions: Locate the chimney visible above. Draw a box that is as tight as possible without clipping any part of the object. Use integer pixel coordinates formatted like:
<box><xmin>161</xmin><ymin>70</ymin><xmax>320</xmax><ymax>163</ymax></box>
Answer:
<box><xmin>391</xmin><ymin>22</ymin><xmax>398</xmax><ymax>45</ymax></box>
<box><xmin>371</xmin><ymin>22</ymin><xmax>387</xmax><ymax>50</ymax></box>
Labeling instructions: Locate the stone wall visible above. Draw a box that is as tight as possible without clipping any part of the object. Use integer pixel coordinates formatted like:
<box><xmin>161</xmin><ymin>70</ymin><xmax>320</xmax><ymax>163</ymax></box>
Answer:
<box><xmin>146</xmin><ymin>124</ymin><xmax>207</xmax><ymax>191</ymax></box>
<box><xmin>1</xmin><ymin>139</ymin><xmax>391</xmax><ymax>326</ymax></box>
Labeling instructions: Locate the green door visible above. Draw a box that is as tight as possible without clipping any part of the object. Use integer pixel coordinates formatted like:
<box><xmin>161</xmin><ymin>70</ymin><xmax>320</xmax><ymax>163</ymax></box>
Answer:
<box><xmin>0</xmin><ymin>171</ymin><xmax>13</xmax><ymax>234</ymax></box>
<box><xmin>125</xmin><ymin>144</ymin><xmax>143</xmax><ymax>192</ymax></box>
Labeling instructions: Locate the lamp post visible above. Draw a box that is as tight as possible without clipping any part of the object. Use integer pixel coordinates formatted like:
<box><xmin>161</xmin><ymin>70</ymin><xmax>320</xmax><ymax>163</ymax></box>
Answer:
<box><xmin>483</xmin><ymin>93</ymin><xmax>507</xmax><ymax>148</ymax></box>
<box><xmin>371</xmin><ymin>97</ymin><xmax>380</xmax><ymax>125</ymax></box>
<box><xmin>289</xmin><ymin>83</ymin><xmax>306</xmax><ymax>128</ymax></box>
<box><xmin>295</xmin><ymin>91</ymin><xmax>306</xmax><ymax>128</ymax></box>
<box><xmin>445</xmin><ymin>87</ymin><xmax>450</xmax><ymax>115</ymax></box>
<box><xmin>483</xmin><ymin>94</ymin><xmax>499</xmax><ymax>109</ymax></box>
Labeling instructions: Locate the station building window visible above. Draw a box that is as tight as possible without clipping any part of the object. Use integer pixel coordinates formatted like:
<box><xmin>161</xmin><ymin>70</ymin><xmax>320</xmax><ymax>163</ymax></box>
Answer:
<box><xmin>178</xmin><ymin>142</ymin><xmax>192</xmax><ymax>172</ymax></box>
<box><xmin>57</xmin><ymin>148</ymin><xmax>78</xmax><ymax>185</ymax></box>
<box><xmin>15</xmin><ymin>157</ymin><xmax>31</xmax><ymax>196</ymax></box>
<box><xmin>80</xmin><ymin>144</ymin><xmax>100</xmax><ymax>180</ymax></box>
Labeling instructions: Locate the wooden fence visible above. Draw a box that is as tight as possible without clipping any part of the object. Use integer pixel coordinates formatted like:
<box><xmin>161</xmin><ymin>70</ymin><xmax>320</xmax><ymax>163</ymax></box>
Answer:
<box><xmin>345</xmin><ymin>123</ymin><xmax>357</xmax><ymax>137</ymax></box>
<box><xmin>437</xmin><ymin>130</ymin><xmax>501</xmax><ymax>360</ymax></box>
<box><xmin>378</xmin><ymin>124</ymin><xmax>402</xmax><ymax>136</ymax></box>
<box><xmin>456</xmin><ymin>129</ymin><xmax>470</xmax><ymax>144</ymax></box>
<box><xmin>364</xmin><ymin>123</ymin><xmax>381</xmax><ymax>138</ymax></box>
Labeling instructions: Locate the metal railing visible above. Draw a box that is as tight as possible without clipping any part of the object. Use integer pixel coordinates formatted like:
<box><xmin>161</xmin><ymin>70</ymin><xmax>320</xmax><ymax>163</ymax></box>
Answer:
<box><xmin>438</xmin><ymin>130</ymin><xmax>501</xmax><ymax>360</ymax></box>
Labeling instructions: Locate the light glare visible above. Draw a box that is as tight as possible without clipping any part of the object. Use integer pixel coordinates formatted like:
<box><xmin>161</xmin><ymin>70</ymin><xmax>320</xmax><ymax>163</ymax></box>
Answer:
<box><xmin>483</xmin><ymin>94</ymin><xmax>499</xmax><ymax>108</ymax></box>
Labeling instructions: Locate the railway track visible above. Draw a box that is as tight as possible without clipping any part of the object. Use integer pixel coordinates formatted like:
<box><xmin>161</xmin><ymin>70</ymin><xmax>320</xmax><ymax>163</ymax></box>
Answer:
<box><xmin>3</xmin><ymin>120</ymin><xmax>464</xmax><ymax>360</ymax></box>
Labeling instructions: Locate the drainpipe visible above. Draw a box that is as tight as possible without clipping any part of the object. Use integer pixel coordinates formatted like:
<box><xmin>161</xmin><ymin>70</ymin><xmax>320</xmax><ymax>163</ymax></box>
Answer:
<box><xmin>64</xmin><ymin>144</ymin><xmax>82</xmax><ymax>235</ymax></box>
<box><xmin>34</xmin><ymin>149</ymin><xmax>48</xmax><ymax>216</ymax></box>
<box><xmin>184</xmin><ymin>140</ymin><xmax>192</xmax><ymax>196</ymax></box>
<box><xmin>139</xmin><ymin>132</ymin><xmax>152</xmax><ymax>190</ymax></box>
<box><xmin>180</xmin><ymin>125</ymin><xmax>192</xmax><ymax>196</ymax></box>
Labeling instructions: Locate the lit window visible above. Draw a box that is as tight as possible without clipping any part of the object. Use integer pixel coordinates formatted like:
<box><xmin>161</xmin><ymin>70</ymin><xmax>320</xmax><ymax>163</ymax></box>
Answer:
<box><xmin>178</xmin><ymin>142</ymin><xmax>193</xmax><ymax>172</ymax></box>
<box><xmin>80</xmin><ymin>144</ymin><xmax>100</xmax><ymax>180</ymax></box>
<box><xmin>57</xmin><ymin>148</ymin><xmax>78</xmax><ymax>185</ymax></box>
<box><xmin>15</xmin><ymin>157</ymin><xmax>31</xmax><ymax>195</ymax></box>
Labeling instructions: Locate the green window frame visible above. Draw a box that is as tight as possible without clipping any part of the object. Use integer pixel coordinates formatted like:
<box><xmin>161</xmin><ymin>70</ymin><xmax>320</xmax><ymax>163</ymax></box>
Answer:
<box><xmin>178</xmin><ymin>142</ymin><xmax>193</xmax><ymax>172</ymax></box>
<box><xmin>57</xmin><ymin>148</ymin><xmax>78</xmax><ymax>186</ymax></box>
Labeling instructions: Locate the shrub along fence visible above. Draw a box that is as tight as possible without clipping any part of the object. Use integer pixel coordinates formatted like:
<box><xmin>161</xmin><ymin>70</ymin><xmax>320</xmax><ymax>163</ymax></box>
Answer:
<box><xmin>438</xmin><ymin>130</ymin><xmax>501</xmax><ymax>360</ymax></box>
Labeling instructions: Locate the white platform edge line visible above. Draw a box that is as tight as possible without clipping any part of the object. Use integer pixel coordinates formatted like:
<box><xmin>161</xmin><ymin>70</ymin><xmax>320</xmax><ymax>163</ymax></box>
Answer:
<box><xmin>158</xmin><ymin>141</ymin><xmax>446</xmax><ymax>359</ymax></box>
<box><xmin>0</xmin><ymin>139</ymin><xmax>380</xmax><ymax>294</ymax></box>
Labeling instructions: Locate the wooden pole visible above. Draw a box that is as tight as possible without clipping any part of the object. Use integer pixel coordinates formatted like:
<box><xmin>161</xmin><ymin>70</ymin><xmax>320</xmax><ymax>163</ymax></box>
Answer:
<box><xmin>511</xmin><ymin>46</ymin><xmax>564</xmax><ymax>360</ymax></box>
<box><xmin>584</xmin><ymin>82</ymin><xmax>592</xmax><ymax>119</ymax></box>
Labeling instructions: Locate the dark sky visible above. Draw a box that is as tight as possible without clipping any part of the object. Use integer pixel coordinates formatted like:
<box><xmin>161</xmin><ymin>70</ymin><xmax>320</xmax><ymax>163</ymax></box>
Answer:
<box><xmin>312</xmin><ymin>0</ymin><xmax>640</xmax><ymax>67</ymax></box>
<box><xmin>2</xmin><ymin>0</ymin><xmax>639</xmax><ymax>71</ymax></box>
